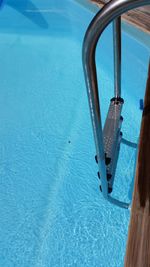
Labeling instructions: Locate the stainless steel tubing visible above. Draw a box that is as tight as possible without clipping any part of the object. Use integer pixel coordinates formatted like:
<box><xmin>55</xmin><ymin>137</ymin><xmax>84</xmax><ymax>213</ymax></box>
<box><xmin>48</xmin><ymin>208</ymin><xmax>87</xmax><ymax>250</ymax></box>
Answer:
<box><xmin>113</xmin><ymin>17</ymin><xmax>121</xmax><ymax>98</ymax></box>
<box><xmin>82</xmin><ymin>0</ymin><xmax>150</xmax><ymax>209</ymax></box>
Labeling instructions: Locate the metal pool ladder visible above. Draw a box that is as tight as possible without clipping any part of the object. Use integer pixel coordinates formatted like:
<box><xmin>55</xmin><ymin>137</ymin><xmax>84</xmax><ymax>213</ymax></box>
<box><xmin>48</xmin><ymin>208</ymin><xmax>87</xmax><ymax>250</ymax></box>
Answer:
<box><xmin>82</xmin><ymin>0</ymin><xmax>150</xmax><ymax>209</ymax></box>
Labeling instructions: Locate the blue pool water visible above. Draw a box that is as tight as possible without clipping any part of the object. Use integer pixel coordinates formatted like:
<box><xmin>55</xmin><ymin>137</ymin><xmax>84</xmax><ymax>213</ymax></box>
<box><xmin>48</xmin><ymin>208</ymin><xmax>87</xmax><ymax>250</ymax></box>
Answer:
<box><xmin>0</xmin><ymin>0</ymin><xmax>149</xmax><ymax>266</ymax></box>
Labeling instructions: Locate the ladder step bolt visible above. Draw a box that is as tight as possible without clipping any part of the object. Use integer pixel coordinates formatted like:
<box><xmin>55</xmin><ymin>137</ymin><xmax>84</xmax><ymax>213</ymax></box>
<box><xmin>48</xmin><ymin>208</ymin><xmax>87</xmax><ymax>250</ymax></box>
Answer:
<box><xmin>97</xmin><ymin>172</ymin><xmax>100</xmax><ymax>179</ymax></box>
<box><xmin>95</xmin><ymin>155</ymin><xmax>98</xmax><ymax>164</ymax></box>
<box><xmin>105</xmin><ymin>156</ymin><xmax>111</xmax><ymax>165</ymax></box>
<box><xmin>108</xmin><ymin>187</ymin><xmax>112</xmax><ymax>194</ymax></box>
<box><xmin>120</xmin><ymin>115</ymin><xmax>123</xmax><ymax>121</ymax></box>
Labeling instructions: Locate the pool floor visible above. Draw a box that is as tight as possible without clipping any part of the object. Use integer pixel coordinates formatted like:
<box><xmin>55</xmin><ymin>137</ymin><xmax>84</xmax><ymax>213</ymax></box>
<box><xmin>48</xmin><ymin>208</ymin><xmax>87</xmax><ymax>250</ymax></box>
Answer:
<box><xmin>0</xmin><ymin>1</ymin><xmax>149</xmax><ymax>266</ymax></box>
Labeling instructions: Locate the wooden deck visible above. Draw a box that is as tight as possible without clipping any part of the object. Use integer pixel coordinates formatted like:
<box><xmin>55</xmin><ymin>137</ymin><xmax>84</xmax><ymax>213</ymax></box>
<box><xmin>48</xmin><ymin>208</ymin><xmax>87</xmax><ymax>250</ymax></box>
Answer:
<box><xmin>91</xmin><ymin>0</ymin><xmax>150</xmax><ymax>33</ymax></box>
<box><xmin>124</xmin><ymin>64</ymin><xmax>150</xmax><ymax>267</ymax></box>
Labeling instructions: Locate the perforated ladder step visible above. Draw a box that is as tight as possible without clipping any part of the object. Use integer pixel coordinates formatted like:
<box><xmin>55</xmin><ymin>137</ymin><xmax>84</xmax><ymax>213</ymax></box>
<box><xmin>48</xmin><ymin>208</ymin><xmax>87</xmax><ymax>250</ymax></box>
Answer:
<box><xmin>103</xmin><ymin>98</ymin><xmax>123</xmax><ymax>187</ymax></box>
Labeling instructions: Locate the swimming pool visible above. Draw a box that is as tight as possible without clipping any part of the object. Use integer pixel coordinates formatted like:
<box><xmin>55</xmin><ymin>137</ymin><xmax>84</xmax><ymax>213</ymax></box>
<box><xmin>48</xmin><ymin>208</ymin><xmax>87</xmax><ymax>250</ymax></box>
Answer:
<box><xmin>0</xmin><ymin>0</ymin><xmax>149</xmax><ymax>266</ymax></box>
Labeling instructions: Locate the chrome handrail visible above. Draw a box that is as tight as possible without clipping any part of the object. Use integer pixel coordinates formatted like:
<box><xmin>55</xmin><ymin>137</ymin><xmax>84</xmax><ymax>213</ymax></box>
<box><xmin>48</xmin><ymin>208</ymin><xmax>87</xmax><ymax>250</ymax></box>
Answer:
<box><xmin>113</xmin><ymin>17</ymin><xmax>121</xmax><ymax>98</ymax></box>
<box><xmin>82</xmin><ymin>0</ymin><xmax>150</xmax><ymax>209</ymax></box>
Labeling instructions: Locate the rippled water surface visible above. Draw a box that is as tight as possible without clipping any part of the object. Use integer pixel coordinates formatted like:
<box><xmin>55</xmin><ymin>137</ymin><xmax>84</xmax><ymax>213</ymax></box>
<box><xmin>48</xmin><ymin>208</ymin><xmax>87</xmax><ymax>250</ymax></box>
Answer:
<box><xmin>0</xmin><ymin>0</ymin><xmax>149</xmax><ymax>266</ymax></box>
